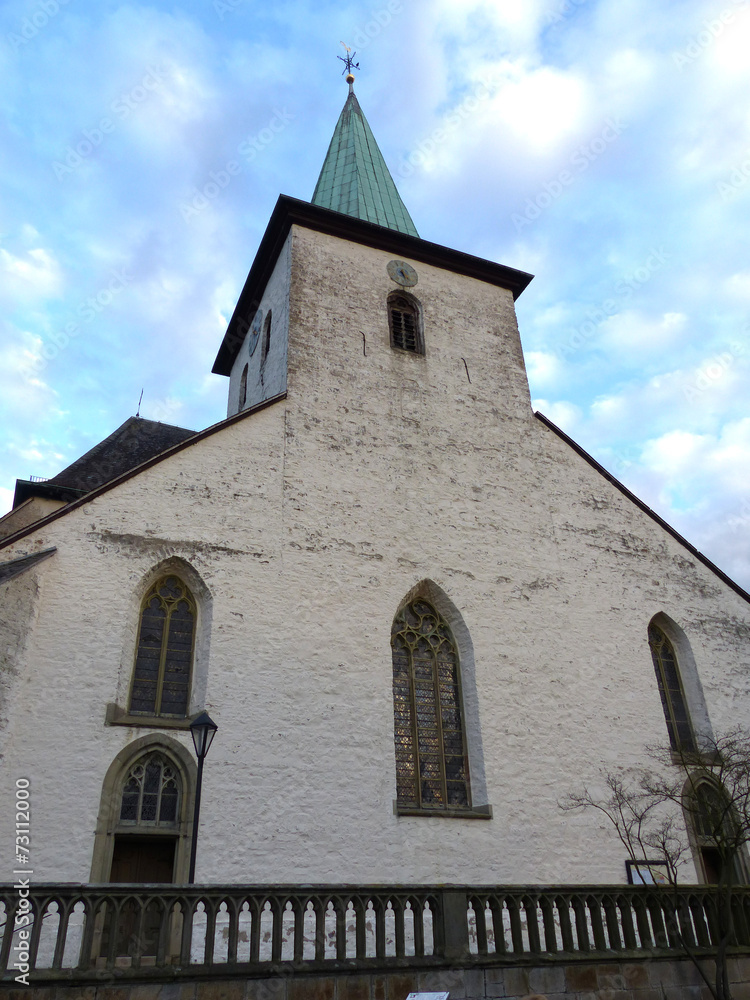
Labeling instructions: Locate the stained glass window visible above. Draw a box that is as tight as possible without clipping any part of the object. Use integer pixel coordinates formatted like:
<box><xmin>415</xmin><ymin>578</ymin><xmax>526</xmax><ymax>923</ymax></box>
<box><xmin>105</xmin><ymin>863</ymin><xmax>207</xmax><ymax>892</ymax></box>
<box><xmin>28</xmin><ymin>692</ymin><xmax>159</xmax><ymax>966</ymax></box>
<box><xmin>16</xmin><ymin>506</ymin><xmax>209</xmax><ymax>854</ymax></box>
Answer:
<box><xmin>389</xmin><ymin>294</ymin><xmax>422</xmax><ymax>354</ymax></box>
<box><xmin>119</xmin><ymin>753</ymin><xmax>180</xmax><ymax>826</ymax></box>
<box><xmin>648</xmin><ymin>624</ymin><xmax>695</xmax><ymax>752</ymax></box>
<box><xmin>129</xmin><ymin>576</ymin><xmax>196</xmax><ymax>717</ymax></box>
<box><xmin>391</xmin><ymin>599</ymin><xmax>471</xmax><ymax>810</ymax></box>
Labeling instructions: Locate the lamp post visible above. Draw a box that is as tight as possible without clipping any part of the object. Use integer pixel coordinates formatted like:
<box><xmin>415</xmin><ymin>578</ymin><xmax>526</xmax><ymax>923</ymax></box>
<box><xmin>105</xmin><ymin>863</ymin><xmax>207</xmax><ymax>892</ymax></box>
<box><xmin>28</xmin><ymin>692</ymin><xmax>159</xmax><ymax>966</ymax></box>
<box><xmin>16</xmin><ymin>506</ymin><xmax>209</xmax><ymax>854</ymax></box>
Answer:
<box><xmin>188</xmin><ymin>711</ymin><xmax>218</xmax><ymax>884</ymax></box>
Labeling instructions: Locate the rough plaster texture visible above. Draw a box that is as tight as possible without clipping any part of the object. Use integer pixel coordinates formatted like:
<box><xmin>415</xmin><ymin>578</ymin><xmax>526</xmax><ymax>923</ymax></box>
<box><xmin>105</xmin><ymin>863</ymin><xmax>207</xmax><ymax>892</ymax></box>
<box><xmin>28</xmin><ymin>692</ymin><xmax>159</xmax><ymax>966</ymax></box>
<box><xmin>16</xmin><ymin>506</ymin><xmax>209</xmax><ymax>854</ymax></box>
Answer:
<box><xmin>0</xmin><ymin>497</ymin><xmax>65</xmax><ymax>540</ymax></box>
<box><xmin>10</xmin><ymin>956</ymin><xmax>750</xmax><ymax>1000</ymax></box>
<box><xmin>1</xmin><ymin>224</ymin><xmax>750</xmax><ymax>886</ymax></box>
<box><xmin>227</xmin><ymin>233</ymin><xmax>291</xmax><ymax>417</ymax></box>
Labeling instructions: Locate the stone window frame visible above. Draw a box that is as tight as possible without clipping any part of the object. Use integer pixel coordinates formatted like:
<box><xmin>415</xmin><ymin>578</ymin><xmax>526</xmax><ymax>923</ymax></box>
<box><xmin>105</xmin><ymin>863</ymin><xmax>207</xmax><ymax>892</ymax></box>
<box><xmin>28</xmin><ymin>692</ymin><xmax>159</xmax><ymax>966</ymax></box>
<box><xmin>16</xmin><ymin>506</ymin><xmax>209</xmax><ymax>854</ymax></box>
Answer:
<box><xmin>90</xmin><ymin>735</ymin><xmax>197</xmax><ymax>883</ymax></box>
<box><xmin>647</xmin><ymin>613</ymin><xmax>712</xmax><ymax>756</ymax></box>
<box><xmin>127</xmin><ymin>575</ymin><xmax>196</xmax><ymax>719</ymax></box>
<box><xmin>391</xmin><ymin>580</ymin><xmax>491</xmax><ymax>820</ymax></box>
<box><xmin>388</xmin><ymin>290</ymin><xmax>424</xmax><ymax>356</ymax></box>
<box><xmin>261</xmin><ymin>310</ymin><xmax>272</xmax><ymax>369</ymax></box>
<box><xmin>239</xmin><ymin>363</ymin><xmax>249</xmax><ymax>409</ymax></box>
<box><xmin>682</xmin><ymin>775</ymin><xmax>750</xmax><ymax>886</ymax></box>
<box><xmin>648</xmin><ymin>622</ymin><xmax>696</xmax><ymax>753</ymax></box>
<box><xmin>107</xmin><ymin>558</ymin><xmax>213</xmax><ymax>731</ymax></box>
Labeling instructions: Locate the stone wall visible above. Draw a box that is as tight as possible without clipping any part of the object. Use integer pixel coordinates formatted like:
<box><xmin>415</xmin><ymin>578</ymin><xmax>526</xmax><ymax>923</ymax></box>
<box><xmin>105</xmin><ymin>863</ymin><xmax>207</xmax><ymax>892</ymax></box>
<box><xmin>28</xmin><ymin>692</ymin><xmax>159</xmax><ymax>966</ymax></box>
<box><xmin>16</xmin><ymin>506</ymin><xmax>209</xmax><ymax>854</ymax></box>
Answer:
<box><xmin>9</xmin><ymin>956</ymin><xmax>750</xmax><ymax>1000</ymax></box>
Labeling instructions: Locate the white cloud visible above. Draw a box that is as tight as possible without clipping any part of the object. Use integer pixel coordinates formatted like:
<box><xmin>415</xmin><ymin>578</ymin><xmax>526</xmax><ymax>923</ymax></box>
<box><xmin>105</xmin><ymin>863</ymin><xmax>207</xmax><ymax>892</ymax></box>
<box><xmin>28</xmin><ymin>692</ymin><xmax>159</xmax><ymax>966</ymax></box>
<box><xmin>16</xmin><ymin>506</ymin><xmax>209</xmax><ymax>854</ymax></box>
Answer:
<box><xmin>598</xmin><ymin>311</ymin><xmax>688</xmax><ymax>360</ymax></box>
<box><xmin>533</xmin><ymin>398</ymin><xmax>582</xmax><ymax>431</ymax></box>
<box><xmin>0</xmin><ymin>247</ymin><xmax>62</xmax><ymax>302</ymax></box>
<box><xmin>724</xmin><ymin>271</ymin><xmax>750</xmax><ymax>299</ymax></box>
<box><xmin>489</xmin><ymin>67</ymin><xmax>589</xmax><ymax>153</ymax></box>
<box><xmin>526</xmin><ymin>350</ymin><xmax>562</xmax><ymax>386</ymax></box>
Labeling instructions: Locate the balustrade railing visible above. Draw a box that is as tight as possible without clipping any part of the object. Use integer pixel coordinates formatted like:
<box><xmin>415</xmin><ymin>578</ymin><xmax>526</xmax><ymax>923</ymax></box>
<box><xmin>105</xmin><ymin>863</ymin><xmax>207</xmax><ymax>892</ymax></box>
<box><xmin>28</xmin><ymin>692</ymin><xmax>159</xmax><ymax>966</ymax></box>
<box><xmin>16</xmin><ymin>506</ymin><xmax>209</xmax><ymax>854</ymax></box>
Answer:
<box><xmin>1</xmin><ymin>884</ymin><xmax>749</xmax><ymax>984</ymax></box>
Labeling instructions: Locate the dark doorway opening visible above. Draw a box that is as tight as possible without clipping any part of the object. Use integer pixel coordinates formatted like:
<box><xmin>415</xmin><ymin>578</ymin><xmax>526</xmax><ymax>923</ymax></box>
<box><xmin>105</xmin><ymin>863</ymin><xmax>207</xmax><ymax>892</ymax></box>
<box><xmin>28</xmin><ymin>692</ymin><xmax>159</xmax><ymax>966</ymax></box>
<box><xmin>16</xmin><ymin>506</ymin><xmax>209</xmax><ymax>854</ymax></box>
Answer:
<box><xmin>110</xmin><ymin>835</ymin><xmax>176</xmax><ymax>883</ymax></box>
<box><xmin>701</xmin><ymin>847</ymin><xmax>723</xmax><ymax>884</ymax></box>
<box><xmin>104</xmin><ymin>837</ymin><xmax>177</xmax><ymax>962</ymax></box>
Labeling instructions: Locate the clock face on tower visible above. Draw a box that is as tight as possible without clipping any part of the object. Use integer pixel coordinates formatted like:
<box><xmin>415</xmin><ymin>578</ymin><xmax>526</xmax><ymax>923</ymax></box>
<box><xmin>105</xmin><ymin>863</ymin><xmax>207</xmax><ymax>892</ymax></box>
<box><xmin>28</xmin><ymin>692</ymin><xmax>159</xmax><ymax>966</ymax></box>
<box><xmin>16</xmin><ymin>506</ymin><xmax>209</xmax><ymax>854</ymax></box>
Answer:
<box><xmin>387</xmin><ymin>259</ymin><xmax>418</xmax><ymax>288</ymax></box>
<box><xmin>248</xmin><ymin>310</ymin><xmax>263</xmax><ymax>356</ymax></box>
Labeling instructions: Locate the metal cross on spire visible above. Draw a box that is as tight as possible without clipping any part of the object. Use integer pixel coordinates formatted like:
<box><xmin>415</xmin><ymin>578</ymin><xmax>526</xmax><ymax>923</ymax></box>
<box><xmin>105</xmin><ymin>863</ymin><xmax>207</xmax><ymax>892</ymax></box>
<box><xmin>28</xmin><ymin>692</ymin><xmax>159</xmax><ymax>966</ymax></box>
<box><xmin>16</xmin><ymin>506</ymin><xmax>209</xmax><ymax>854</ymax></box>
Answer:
<box><xmin>338</xmin><ymin>42</ymin><xmax>360</xmax><ymax>86</ymax></box>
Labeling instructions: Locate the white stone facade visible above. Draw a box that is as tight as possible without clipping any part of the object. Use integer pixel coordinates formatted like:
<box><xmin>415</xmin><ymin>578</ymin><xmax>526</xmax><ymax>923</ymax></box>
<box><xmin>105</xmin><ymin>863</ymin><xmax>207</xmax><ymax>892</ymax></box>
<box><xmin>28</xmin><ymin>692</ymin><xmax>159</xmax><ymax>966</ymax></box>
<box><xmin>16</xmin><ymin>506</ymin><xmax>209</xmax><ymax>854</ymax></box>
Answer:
<box><xmin>1</xmin><ymin>222</ymin><xmax>749</xmax><ymax>889</ymax></box>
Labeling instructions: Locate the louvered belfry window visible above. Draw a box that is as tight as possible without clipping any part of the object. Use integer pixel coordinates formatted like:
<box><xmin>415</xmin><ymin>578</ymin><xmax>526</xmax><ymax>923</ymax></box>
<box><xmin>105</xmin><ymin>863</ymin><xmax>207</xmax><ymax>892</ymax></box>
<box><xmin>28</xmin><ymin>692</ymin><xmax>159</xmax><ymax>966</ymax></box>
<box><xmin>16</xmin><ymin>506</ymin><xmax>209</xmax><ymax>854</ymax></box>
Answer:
<box><xmin>391</xmin><ymin>599</ymin><xmax>471</xmax><ymax>810</ymax></box>
<box><xmin>129</xmin><ymin>576</ymin><xmax>196</xmax><ymax>717</ymax></box>
<box><xmin>119</xmin><ymin>752</ymin><xmax>180</xmax><ymax>826</ymax></box>
<box><xmin>648</xmin><ymin>624</ymin><xmax>695</xmax><ymax>752</ymax></box>
<box><xmin>389</xmin><ymin>294</ymin><xmax>422</xmax><ymax>353</ymax></box>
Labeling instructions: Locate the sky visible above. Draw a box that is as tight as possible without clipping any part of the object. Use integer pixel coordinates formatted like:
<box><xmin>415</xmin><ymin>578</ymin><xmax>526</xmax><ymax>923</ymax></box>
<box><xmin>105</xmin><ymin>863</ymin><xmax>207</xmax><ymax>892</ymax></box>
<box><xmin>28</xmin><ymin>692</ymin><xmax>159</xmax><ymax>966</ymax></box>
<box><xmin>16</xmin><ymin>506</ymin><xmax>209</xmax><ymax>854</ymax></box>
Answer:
<box><xmin>1</xmin><ymin>0</ymin><xmax>749</xmax><ymax>588</ymax></box>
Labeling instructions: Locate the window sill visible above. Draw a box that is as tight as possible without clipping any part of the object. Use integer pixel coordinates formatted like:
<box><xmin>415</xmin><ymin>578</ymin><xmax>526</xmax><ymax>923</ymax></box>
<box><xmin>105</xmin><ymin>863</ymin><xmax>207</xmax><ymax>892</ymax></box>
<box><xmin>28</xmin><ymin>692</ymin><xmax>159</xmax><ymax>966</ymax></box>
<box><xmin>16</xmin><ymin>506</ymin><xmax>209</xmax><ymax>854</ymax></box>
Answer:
<box><xmin>394</xmin><ymin>802</ymin><xmax>493</xmax><ymax>820</ymax></box>
<box><xmin>105</xmin><ymin>703</ymin><xmax>196</xmax><ymax>730</ymax></box>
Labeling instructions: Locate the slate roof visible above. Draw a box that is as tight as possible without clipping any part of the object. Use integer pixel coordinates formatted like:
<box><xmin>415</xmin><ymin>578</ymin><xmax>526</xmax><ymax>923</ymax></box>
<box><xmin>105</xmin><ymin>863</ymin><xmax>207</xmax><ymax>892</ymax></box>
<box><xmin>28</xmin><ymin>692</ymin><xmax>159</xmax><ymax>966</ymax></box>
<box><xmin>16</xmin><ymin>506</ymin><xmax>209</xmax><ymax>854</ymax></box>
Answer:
<box><xmin>311</xmin><ymin>89</ymin><xmax>419</xmax><ymax>237</ymax></box>
<box><xmin>48</xmin><ymin>417</ymin><xmax>196</xmax><ymax>492</ymax></box>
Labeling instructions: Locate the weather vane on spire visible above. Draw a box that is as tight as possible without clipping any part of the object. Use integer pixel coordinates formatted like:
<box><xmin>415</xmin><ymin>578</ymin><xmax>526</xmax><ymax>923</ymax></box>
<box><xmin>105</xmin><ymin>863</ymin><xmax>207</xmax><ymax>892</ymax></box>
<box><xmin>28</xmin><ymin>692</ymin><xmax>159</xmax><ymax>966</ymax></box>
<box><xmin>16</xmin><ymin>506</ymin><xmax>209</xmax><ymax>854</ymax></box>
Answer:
<box><xmin>338</xmin><ymin>42</ymin><xmax>360</xmax><ymax>86</ymax></box>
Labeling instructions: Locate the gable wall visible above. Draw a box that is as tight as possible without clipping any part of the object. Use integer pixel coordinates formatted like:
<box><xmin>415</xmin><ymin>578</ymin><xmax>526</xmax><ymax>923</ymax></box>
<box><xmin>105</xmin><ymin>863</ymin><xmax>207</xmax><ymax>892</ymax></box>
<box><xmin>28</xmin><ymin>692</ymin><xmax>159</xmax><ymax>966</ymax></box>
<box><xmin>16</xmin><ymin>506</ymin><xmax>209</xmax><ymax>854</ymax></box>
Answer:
<box><xmin>0</xmin><ymin>226</ymin><xmax>748</xmax><ymax>887</ymax></box>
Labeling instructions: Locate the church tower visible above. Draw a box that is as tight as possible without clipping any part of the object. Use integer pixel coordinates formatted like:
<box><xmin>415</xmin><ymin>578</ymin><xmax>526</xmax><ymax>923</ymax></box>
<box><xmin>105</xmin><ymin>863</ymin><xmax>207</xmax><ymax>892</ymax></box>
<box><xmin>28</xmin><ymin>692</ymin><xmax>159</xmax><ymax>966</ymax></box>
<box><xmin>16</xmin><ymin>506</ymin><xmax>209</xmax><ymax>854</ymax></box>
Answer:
<box><xmin>215</xmin><ymin>67</ymin><xmax>534</xmax><ymax>453</ymax></box>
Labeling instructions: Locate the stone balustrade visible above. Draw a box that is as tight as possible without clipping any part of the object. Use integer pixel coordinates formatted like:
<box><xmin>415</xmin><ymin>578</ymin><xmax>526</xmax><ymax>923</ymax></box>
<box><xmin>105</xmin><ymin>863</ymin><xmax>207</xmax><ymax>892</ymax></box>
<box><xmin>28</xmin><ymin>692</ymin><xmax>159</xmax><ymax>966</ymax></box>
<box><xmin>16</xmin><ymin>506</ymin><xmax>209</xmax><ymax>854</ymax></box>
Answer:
<box><xmin>1</xmin><ymin>883</ymin><xmax>749</xmax><ymax>985</ymax></box>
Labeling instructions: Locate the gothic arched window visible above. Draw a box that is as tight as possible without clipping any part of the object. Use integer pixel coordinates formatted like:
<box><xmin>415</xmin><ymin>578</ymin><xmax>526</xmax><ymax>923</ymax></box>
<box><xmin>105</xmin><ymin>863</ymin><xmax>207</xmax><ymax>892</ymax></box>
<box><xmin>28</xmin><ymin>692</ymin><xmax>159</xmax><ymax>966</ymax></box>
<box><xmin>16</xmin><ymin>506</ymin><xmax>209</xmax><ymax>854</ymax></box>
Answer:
<box><xmin>391</xmin><ymin>598</ymin><xmax>471</xmax><ymax>811</ymax></box>
<box><xmin>687</xmin><ymin>780</ymin><xmax>747</xmax><ymax>885</ymax></box>
<box><xmin>388</xmin><ymin>293</ymin><xmax>423</xmax><ymax>354</ymax></box>
<box><xmin>91</xmin><ymin>737</ymin><xmax>196</xmax><ymax>884</ymax></box>
<box><xmin>648</xmin><ymin>623</ymin><xmax>695</xmax><ymax>752</ymax></box>
<box><xmin>119</xmin><ymin>752</ymin><xmax>180</xmax><ymax>827</ymax></box>
<box><xmin>129</xmin><ymin>576</ymin><xmax>196</xmax><ymax>718</ymax></box>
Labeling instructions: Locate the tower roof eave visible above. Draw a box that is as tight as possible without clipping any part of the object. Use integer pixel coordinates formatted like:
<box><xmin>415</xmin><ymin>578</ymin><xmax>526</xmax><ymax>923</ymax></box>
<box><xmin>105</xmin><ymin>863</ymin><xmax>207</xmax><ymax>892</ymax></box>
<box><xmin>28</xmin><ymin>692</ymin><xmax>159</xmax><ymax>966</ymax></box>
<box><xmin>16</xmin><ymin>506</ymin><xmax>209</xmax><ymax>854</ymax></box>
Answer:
<box><xmin>212</xmin><ymin>195</ymin><xmax>534</xmax><ymax>376</ymax></box>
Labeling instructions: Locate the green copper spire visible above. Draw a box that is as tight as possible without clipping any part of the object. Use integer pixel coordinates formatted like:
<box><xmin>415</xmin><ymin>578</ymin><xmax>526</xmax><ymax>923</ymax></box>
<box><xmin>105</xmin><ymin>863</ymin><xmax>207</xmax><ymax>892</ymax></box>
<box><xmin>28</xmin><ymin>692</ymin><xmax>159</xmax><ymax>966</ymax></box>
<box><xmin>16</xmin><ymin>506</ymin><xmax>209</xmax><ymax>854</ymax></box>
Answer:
<box><xmin>312</xmin><ymin>82</ymin><xmax>419</xmax><ymax>238</ymax></box>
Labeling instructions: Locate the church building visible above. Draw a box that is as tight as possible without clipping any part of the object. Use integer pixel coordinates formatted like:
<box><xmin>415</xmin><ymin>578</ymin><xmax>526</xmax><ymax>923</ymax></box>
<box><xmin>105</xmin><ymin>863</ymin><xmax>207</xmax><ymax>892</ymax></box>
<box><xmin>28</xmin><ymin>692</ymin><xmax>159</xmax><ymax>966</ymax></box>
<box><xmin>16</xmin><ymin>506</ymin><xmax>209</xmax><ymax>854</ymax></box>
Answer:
<box><xmin>1</xmin><ymin>69</ymin><xmax>749</xmax><ymax>896</ymax></box>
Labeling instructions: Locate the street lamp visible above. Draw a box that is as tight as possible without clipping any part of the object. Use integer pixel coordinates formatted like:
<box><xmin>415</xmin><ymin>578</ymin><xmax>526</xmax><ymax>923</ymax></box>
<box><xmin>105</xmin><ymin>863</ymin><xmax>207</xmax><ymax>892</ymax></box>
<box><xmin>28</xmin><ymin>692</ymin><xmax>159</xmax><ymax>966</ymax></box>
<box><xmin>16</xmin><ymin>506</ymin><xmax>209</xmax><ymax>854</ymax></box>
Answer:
<box><xmin>188</xmin><ymin>711</ymin><xmax>218</xmax><ymax>884</ymax></box>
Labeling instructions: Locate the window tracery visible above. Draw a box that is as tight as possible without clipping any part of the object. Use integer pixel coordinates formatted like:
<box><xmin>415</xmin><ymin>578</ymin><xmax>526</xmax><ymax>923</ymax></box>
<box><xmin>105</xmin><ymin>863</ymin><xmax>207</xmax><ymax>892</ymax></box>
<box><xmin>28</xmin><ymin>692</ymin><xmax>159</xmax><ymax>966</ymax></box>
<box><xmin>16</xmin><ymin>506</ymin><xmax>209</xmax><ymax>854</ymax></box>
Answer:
<box><xmin>119</xmin><ymin>752</ymin><xmax>180</xmax><ymax>827</ymax></box>
<box><xmin>391</xmin><ymin>598</ymin><xmax>471</xmax><ymax>810</ymax></box>
<box><xmin>129</xmin><ymin>576</ymin><xmax>196</xmax><ymax>717</ymax></box>
<box><xmin>648</xmin><ymin>623</ymin><xmax>695</xmax><ymax>752</ymax></box>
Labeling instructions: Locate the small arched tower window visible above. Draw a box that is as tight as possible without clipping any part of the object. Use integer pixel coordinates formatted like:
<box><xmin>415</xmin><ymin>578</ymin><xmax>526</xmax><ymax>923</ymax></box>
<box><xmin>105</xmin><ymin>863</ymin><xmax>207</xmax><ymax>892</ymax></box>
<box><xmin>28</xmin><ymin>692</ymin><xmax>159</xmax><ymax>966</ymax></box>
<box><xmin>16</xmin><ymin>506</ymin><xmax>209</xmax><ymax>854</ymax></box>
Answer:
<box><xmin>648</xmin><ymin>623</ymin><xmax>695</xmax><ymax>752</ymax></box>
<box><xmin>239</xmin><ymin>363</ymin><xmax>248</xmax><ymax>409</ymax></box>
<box><xmin>129</xmin><ymin>576</ymin><xmax>196</xmax><ymax>718</ymax></box>
<box><xmin>391</xmin><ymin>598</ymin><xmax>471</xmax><ymax>810</ymax></box>
<box><xmin>388</xmin><ymin>292</ymin><xmax>423</xmax><ymax>354</ymax></box>
<box><xmin>261</xmin><ymin>309</ymin><xmax>272</xmax><ymax>367</ymax></box>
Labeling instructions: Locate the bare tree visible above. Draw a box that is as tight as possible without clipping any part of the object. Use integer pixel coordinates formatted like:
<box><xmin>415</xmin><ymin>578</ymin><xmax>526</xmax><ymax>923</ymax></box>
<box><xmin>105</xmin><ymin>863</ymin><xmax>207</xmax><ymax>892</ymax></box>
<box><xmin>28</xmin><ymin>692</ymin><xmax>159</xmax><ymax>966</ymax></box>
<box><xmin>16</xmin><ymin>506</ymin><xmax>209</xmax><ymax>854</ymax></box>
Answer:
<box><xmin>561</xmin><ymin>727</ymin><xmax>750</xmax><ymax>1000</ymax></box>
